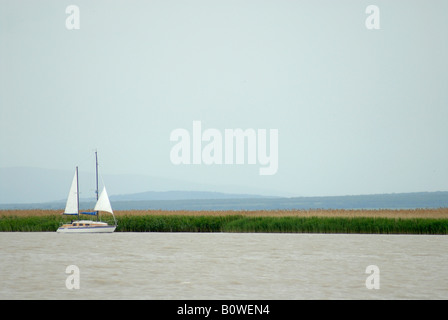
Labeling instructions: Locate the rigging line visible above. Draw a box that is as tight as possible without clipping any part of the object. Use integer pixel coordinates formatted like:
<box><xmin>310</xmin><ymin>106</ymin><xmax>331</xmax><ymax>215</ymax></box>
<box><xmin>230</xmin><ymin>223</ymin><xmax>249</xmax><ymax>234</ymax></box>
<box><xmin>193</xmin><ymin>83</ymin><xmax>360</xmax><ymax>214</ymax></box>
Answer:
<box><xmin>99</xmin><ymin>175</ymin><xmax>107</xmax><ymax>192</ymax></box>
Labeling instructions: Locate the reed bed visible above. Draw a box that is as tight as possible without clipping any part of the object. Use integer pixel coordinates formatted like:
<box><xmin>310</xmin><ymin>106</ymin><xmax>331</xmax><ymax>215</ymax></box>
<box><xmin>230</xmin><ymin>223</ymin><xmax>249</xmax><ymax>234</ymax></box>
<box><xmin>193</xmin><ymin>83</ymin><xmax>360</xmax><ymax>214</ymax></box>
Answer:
<box><xmin>1</xmin><ymin>209</ymin><xmax>448</xmax><ymax>234</ymax></box>
<box><xmin>2</xmin><ymin>208</ymin><xmax>448</xmax><ymax>219</ymax></box>
<box><xmin>0</xmin><ymin>215</ymin><xmax>67</xmax><ymax>232</ymax></box>
<box><xmin>115</xmin><ymin>215</ymin><xmax>448</xmax><ymax>234</ymax></box>
<box><xmin>114</xmin><ymin>208</ymin><xmax>448</xmax><ymax>219</ymax></box>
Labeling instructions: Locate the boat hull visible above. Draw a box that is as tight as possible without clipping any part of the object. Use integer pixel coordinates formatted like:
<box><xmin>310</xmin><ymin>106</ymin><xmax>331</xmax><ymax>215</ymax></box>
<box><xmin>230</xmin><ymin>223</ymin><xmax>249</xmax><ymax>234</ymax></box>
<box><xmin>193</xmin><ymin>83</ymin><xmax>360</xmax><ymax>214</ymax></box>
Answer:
<box><xmin>57</xmin><ymin>225</ymin><xmax>116</xmax><ymax>233</ymax></box>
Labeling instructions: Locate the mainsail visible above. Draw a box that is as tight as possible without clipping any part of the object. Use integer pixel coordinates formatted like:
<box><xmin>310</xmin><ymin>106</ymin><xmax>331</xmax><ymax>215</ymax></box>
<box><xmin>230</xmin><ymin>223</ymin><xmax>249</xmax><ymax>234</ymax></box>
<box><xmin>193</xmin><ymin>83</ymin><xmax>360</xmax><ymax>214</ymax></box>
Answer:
<box><xmin>64</xmin><ymin>169</ymin><xmax>79</xmax><ymax>215</ymax></box>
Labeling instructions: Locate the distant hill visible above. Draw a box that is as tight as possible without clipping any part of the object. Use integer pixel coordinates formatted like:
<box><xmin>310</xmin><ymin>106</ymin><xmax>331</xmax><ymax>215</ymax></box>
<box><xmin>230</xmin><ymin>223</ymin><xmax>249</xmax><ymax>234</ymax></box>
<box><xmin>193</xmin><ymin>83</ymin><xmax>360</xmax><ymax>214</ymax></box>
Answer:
<box><xmin>1</xmin><ymin>191</ymin><xmax>446</xmax><ymax>211</ymax></box>
<box><xmin>1</xmin><ymin>166</ymin><xmax>447</xmax><ymax>211</ymax></box>
<box><xmin>0</xmin><ymin>166</ymin><xmax>288</xmax><ymax>204</ymax></box>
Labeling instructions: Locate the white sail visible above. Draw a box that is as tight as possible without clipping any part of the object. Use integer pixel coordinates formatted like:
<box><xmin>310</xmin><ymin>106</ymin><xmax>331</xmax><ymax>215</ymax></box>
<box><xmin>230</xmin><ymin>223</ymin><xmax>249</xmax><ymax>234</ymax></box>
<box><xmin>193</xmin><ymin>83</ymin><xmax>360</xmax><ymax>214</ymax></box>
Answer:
<box><xmin>64</xmin><ymin>170</ymin><xmax>78</xmax><ymax>215</ymax></box>
<box><xmin>94</xmin><ymin>186</ymin><xmax>113</xmax><ymax>214</ymax></box>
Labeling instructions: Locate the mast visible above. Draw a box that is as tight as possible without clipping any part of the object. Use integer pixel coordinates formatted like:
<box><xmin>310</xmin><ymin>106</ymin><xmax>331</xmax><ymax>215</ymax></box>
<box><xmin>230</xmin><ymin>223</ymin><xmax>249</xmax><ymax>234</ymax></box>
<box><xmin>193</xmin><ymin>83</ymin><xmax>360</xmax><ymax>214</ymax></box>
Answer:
<box><xmin>95</xmin><ymin>150</ymin><xmax>99</xmax><ymax>221</ymax></box>
<box><xmin>95</xmin><ymin>150</ymin><xmax>99</xmax><ymax>201</ymax></box>
<box><xmin>76</xmin><ymin>166</ymin><xmax>80</xmax><ymax>221</ymax></box>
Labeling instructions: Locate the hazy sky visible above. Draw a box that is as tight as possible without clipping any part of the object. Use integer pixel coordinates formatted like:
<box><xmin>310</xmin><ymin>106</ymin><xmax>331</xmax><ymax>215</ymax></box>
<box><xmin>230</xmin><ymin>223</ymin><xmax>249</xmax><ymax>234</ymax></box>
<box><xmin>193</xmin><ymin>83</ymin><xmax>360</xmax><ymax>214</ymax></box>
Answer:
<box><xmin>1</xmin><ymin>0</ymin><xmax>447</xmax><ymax>197</ymax></box>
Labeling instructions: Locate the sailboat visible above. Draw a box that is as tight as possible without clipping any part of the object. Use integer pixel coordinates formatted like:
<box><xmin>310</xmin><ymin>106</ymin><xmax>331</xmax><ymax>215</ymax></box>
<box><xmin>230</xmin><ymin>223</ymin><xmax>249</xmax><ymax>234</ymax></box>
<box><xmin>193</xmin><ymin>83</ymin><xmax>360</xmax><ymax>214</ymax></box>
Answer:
<box><xmin>57</xmin><ymin>152</ymin><xmax>117</xmax><ymax>233</ymax></box>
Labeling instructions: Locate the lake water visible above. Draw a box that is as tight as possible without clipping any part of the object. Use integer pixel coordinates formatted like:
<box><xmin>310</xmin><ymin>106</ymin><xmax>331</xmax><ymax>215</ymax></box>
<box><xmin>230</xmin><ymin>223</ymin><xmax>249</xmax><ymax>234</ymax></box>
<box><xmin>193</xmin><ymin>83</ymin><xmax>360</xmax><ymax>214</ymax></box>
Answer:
<box><xmin>0</xmin><ymin>232</ymin><xmax>447</xmax><ymax>300</ymax></box>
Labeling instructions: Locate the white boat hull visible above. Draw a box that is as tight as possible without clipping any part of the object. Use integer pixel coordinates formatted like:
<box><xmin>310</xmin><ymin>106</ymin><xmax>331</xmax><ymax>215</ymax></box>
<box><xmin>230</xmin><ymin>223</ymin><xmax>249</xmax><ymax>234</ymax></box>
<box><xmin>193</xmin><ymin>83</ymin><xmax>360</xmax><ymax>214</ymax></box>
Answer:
<box><xmin>57</xmin><ymin>225</ymin><xmax>116</xmax><ymax>233</ymax></box>
<box><xmin>57</xmin><ymin>220</ymin><xmax>116</xmax><ymax>233</ymax></box>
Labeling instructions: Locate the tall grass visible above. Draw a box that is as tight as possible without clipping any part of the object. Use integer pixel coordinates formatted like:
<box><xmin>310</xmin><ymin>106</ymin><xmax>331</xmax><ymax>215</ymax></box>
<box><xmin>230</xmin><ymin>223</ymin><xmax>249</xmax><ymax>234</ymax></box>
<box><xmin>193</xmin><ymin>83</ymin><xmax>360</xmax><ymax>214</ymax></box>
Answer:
<box><xmin>117</xmin><ymin>215</ymin><xmax>236</xmax><ymax>232</ymax></box>
<box><xmin>220</xmin><ymin>216</ymin><xmax>448</xmax><ymax>234</ymax></box>
<box><xmin>1</xmin><ymin>214</ymin><xmax>446</xmax><ymax>234</ymax></box>
<box><xmin>0</xmin><ymin>215</ymin><xmax>69</xmax><ymax>232</ymax></box>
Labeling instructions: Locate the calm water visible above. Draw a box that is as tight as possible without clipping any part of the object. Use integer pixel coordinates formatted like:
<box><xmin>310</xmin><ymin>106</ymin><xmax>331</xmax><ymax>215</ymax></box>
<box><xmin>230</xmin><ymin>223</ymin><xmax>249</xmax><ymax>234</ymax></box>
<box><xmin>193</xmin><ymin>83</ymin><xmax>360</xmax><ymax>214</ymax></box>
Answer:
<box><xmin>0</xmin><ymin>232</ymin><xmax>447</xmax><ymax>300</ymax></box>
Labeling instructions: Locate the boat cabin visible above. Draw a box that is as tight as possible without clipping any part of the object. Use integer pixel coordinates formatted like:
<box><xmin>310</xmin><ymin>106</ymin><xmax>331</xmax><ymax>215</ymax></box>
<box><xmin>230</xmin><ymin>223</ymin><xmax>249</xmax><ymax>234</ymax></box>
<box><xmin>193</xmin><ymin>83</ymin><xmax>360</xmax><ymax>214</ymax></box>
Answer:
<box><xmin>61</xmin><ymin>220</ymin><xmax>109</xmax><ymax>228</ymax></box>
